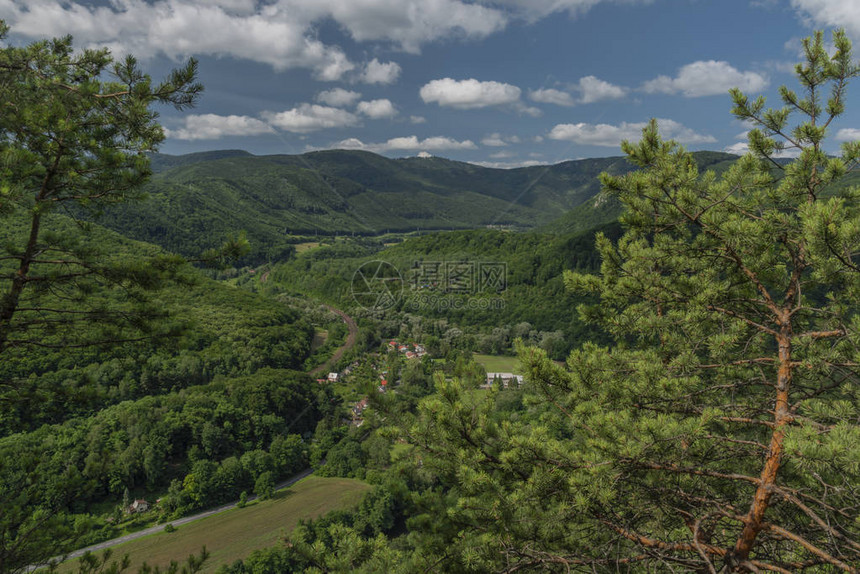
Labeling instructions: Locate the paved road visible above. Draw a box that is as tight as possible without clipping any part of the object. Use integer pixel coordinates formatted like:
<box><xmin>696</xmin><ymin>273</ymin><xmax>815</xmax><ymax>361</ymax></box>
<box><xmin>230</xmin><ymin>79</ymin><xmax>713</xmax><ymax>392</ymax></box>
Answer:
<box><xmin>38</xmin><ymin>305</ymin><xmax>357</xmax><ymax>570</ymax></box>
<box><xmin>36</xmin><ymin>468</ymin><xmax>313</xmax><ymax>569</ymax></box>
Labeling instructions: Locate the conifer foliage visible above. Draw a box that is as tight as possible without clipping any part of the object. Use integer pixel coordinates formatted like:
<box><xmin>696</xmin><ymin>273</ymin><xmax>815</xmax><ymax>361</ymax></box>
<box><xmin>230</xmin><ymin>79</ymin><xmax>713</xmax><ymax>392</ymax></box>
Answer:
<box><xmin>0</xmin><ymin>20</ymin><xmax>202</xmax><ymax>354</ymax></box>
<box><xmin>539</xmin><ymin>29</ymin><xmax>860</xmax><ymax>572</ymax></box>
<box><xmin>408</xmin><ymin>30</ymin><xmax>860</xmax><ymax>573</ymax></box>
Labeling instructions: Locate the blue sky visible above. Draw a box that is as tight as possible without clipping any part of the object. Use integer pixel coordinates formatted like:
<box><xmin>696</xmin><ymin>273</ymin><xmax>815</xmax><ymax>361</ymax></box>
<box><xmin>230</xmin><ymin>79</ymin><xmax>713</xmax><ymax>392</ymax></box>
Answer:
<box><xmin>2</xmin><ymin>0</ymin><xmax>859</xmax><ymax>167</ymax></box>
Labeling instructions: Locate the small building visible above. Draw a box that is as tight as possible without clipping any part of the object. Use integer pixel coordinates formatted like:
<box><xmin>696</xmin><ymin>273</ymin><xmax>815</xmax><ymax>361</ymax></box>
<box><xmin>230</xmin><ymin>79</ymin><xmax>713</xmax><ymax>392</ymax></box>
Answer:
<box><xmin>352</xmin><ymin>398</ymin><xmax>370</xmax><ymax>418</ymax></box>
<box><xmin>327</xmin><ymin>372</ymin><xmax>339</xmax><ymax>382</ymax></box>
<box><xmin>483</xmin><ymin>372</ymin><xmax>524</xmax><ymax>389</ymax></box>
<box><xmin>128</xmin><ymin>499</ymin><xmax>149</xmax><ymax>513</ymax></box>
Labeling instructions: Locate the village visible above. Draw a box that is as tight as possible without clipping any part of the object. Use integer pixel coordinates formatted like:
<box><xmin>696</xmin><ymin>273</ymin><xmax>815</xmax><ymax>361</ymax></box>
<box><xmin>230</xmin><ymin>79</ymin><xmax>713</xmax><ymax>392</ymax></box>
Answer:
<box><xmin>317</xmin><ymin>340</ymin><xmax>524</xmax><ymax>427</ymax></box>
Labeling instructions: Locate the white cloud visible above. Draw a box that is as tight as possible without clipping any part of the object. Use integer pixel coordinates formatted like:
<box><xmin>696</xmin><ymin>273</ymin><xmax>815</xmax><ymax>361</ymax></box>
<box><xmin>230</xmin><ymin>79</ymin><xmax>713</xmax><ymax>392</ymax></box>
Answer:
<box><xmin>335</xmin><ymin>135</ymin><xmax>477</xmax><ymax>152</ymax></box>
<box><xmin>316</xmin><ymin>88</ymin><xmax>362</xmax><ymax>107</ymax></box>
<box><xmin>481</xmin><ymin>133</ymin><xmax>521</xmax><ymax>146</ymax></box>
<box><xmin>529</xmin><ymin>88</ymin><xmax>576</xmax><ymax>107</ymax></box>
<box><xmin>530</xmin><ymin>77</ymin><xmax>626</xmax><ymax>107</ymax></box>
<box><xmin>548</xmin><ymin>118</ymin><xmax>716</xmax><ymax>146</ymax></box>
<box><xmin>164</xmin><ymin>114</ymin><xmax>274</xmax><ymax>140</ymax></box>
<box><xmin>410</xmin><ymin>115</ymin><xmax>427</xmax><ymax>124</ymax></box>
<box><xmin>360</xmin><ymin>58</ymin><xmax>402</xmax><ymax>84</ymax></box>
<box><xmin>836</xmin><ymin>128</ymin><xmax>860</xmax><ymax>141</ymax></box>
<box><xmin>724</xmin><ymin>141</ymin><xmax>801</xmax><ymax>158</ymax></box>
<box><xmin>0</xmin><ymin>0</ymin><xmax>360</xmax><ymax>78</ymax></box>
<box><xmin>417</xmin><ymin>151</ymin><xmax>434</xmax><ymax>158</ymax></box>
<box><xmin>420</xmin><ymin>78</ymin><xmax>522</xmax><ymax>109</ymax></box>
<box><xmin>642</xmin><ymin>61</ymin><xmax>768</xmax><ymax>97</ymax></box>
<box><xmin>469</xmin><ymin>159</ymin><xmax>546</xmax><ymax>169</ymax></box>
<box><xmin>577</xmin><ymin>75</ymin><xmax>626</xmax><ymax>103</ymax></box>
<box><xmin>263</xmin><ymin>104</ymin><xmax>359</xmax><ymax>133</ymax></box>
<box><xmin>357</xmin><ymin>99</ymin><xmax>398</xmax><ymax>119</ymax></box>
<box><xmin>517</xmin><ymin>103</ymin><xmax>543</xmax><ymax>117</ymax></box>
<box><xmin>724</xmin><ymin>142</ymin><xmax>750</xmax><ymax>155</ymax></box>
<box><xmin>292</xmin><ymin>0</ymin><xmax>508</xmax><ymax>53</ymax></box>
<box><xmin>475</xmin><ymin>0</ymin><xmax>653</xmax><ymax>23</ymax></box>
<box><xmin>790</xmin><ymin>0</ymin><xmax>860</xmax><ymax>41</ymax></box>
<box><xmin>0</xmin><ymin>0</ymin><xmax>507</xmax><ymax>76</ymax></box>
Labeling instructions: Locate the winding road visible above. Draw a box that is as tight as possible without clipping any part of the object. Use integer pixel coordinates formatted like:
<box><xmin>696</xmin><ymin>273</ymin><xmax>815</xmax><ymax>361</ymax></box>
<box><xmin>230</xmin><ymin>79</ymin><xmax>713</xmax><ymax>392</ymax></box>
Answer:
<box><xmin>38</xmin><ymin>304</ymin><xmax>358</xmax><ymax>569</ymax></box>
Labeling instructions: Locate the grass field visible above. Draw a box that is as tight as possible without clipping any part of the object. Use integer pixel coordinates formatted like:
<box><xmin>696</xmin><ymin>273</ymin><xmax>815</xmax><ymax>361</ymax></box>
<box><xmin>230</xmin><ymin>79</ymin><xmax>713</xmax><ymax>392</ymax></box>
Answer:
<box><xmin>294</xmin><ymin>241</ymin><xmax>321</xmax><ymax>254</ymax></box>
<box><xmin>473</xmin><ymin>354</ymin><xmax>522</xmax><ymax>374</ymax></box>
<box><xmin>61</xmin><ymin>476</ymin><xmax>370</xmax><ymax>573</ymax></box>
<box><xmin>311</xmin><ymin>329</ymin><xmax>329</xmax><ymax>351</ymax></box>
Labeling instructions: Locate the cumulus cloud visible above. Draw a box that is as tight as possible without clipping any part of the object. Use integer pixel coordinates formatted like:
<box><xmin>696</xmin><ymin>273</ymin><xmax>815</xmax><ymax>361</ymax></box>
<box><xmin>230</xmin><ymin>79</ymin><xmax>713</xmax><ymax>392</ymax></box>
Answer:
<box><xmin>836</xmin><ymin>128</ymin><xmax>860</xmax><ymax>141</ymax></box>
<box><xmin>723</xmin><ymin>141</ymin><xmax>801</xmax><ymax>158</ymax></box>
<box><xmin>790</xmin><ymin>0</ymin><xmax>860</xmax><ymax>41</ymax></box>
<box><xmin>357</xmin><ymin>99</ymin><xmax>398</xmax><ymax>119</ymax></box>
<box><xmin>295</xmin><ymin>0</ymin><xmax>507</xmax><ymax>53</ymax></box>
<box><xmin>475</xmin><ymin>0</ymin><xmax>652</xmax><ymax>23</ymax></box>
<box><xmin>548</xmin><ymin>119</ymin><xmax>716</xmax><ymax>146</ymax></box>
<box><xmin>481</xmin><ymin>133</ymin><xmax>521</xmax><ymax>146</ymax></box>
<box><xmin>165</xmin><ymin>114</ymin><xmax>274</xmax><ymax>140</ymax></box>
<box><xmin>360</xmin><ymin>58</ymin><xmax>402</xmax><ymax>84</ymax></box>
<box><xmin>469</xmin><ymin>159</ymin><xmax>546</xmax><ymax>169</ymax></box>
<box><xmin>0</xmin><ymin>0</ymin><xmax>507</xmax><ymax>76</ymax></box>
<box><xmin>642</xmin><ymin>61</ymin><xmax>768</xmax><ymax>97</ymax></box>
<box><xmin>335</xmin><ymin>135</ymin><xmax>477</xmax><ymax>152</ymax></box>
<box><xmin>410</xmin><ymin>115</ymin><xmax>427</xmax><ymax>124</ymax></box>
<box><xmin>0</xmin><ymin>0</ymin><xmax>360</xmax><ymax>78</ymax></box>
<box><xmin>263</xmin><ymin>104</ymin><xmax>359</xmax><ymax>133</ymax></box>
<box><xmin>530</xmin><ymin>77</ymin><xmax>626</xmax><ymax>107</ymax></box>
<box><xmin>577</xmin><ymin>75</ymin><xmax>627</xmax><ymax>103</ymax></box>
<box><xmin>529</xmin><ymin>88</ymin><xmax>576</xmax><ymax>107</ymax></box>
<box><xmin>420</xmin><ymin>78</ymin><xmax>522</xmax><ymax>109</ymax></box>
<box><xmin>316</xmin><ymin>88</ymin><xmax>362</xmax><ymax>107</ymax></box>
<box><xmin>724</xmin><ymin>142</ymin><xmax>751</xmax><ymax>155</ymax></box>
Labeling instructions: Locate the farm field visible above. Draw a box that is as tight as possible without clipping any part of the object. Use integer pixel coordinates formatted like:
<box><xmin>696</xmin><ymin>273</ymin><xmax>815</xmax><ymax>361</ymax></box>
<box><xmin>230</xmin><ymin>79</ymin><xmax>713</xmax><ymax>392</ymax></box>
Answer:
<box><xmin>59</xmin><ymin>477</ymin><xmax>370</xmax><ymax>573</ymax></box>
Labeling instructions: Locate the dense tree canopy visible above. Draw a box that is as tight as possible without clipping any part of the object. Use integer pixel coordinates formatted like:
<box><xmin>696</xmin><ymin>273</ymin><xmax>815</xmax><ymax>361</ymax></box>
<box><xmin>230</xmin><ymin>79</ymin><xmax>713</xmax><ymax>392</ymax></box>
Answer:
<box><xmin>370</xmin><ymin>29</ymin><xmax>860</xmax><ymax>573</ymax></box>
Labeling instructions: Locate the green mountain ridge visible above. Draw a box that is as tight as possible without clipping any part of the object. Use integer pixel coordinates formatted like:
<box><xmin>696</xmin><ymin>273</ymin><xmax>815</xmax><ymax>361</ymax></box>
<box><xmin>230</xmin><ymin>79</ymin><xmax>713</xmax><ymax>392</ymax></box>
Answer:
<box><xmin>96</xmin><ymin>149</ymin><xmax>741</xmax><ymax>263</ymax></box>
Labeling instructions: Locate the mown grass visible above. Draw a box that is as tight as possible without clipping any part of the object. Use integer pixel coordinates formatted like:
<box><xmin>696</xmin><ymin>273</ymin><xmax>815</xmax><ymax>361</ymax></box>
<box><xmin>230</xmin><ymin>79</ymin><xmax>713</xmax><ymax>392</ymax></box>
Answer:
<box><xmin>473</xmin><ymin>354</ymin><xmax>522</xmax><ymax>374</ymax></box>
<box><xmin>60</xmin><ymin>476</ymin><xmax>370</xmax><ymax>573</ymax></box>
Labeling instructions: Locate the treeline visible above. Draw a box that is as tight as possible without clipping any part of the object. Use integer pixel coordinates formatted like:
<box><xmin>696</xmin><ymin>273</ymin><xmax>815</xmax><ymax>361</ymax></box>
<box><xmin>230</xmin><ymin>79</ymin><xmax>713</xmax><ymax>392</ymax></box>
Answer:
<box><xmin>0</xmin><ymin>368</ymin><xmax>333</xmax><ymax>562</ymax></box>
<box><xmin>214</xmin><ymin>356</ymin><xmax>525</xmax><ymax>573</ymax></box>
<box><xmin>266</xmin><ymin>224</ymin><xmax>623</xmax><ymax>358</ymax></box>
<box><xmin>0</xmin><ymin>218</ymin><xmax>314</xmax><ymax>435</ymax></box>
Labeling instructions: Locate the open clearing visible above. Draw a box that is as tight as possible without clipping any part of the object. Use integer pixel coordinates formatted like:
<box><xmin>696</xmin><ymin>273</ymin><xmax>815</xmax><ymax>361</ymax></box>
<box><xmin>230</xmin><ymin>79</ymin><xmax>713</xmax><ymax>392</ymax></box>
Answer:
<box><xmin>311</xmin><ymin>328</ymin><xmax>329</xmax><ymax>351</ymax></box>
<box><xmin>59</xmin><ymin>476</ymin><xmax>369</xmax><ymax>573</ymax></box>
<box><xmin>473</xmin><ymin>354</ymin><xmax>522</xmax><ymax>374</ymax></box>
<box><xmin>294</xmin><ymin>241</ymin><xmax>321</xmax><ymax>254</ymax></box>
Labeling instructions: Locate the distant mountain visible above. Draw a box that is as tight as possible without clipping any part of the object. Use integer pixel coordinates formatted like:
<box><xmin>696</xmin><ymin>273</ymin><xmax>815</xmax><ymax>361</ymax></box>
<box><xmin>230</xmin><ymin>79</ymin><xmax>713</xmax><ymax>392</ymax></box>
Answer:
<box><xmin>96</xmin><ymin>149</ymin><xmax>740</xmax><ymax>263</ymax></box>
<box><xmin>538</xmin><ymin>151</ymin><xmax>741</xmax><ymax>235</ymax></box>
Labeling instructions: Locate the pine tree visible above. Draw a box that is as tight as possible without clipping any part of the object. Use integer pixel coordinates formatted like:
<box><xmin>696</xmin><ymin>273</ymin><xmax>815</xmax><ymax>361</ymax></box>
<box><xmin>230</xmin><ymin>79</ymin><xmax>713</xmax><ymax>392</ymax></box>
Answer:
<box><xmin>0</xmin><ymin>21</ymin><xmax>202</xmax><ymax>573</ymax></box>
<box><xmin>0</xmin><ymin>19</ymin><xmax>202</xmax><ymax>355</ymax></box>
<box><xmin>405</xmin><ymin>30</ymin><xmax>860</xmax><ymax>572</ymax></box>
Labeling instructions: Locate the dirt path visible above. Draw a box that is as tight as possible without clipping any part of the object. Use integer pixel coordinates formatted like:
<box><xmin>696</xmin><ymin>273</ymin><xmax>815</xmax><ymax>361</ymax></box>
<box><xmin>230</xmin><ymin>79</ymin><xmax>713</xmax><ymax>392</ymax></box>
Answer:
<box><xmin>309</xmin><ymin>305</ymin><xmax>358</xmax><ymax>376</ymax></box>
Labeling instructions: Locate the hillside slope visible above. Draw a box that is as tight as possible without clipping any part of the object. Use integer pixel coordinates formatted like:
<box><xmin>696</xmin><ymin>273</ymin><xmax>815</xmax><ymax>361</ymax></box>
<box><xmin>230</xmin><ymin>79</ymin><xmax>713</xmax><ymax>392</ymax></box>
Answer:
<box><xmin>95</xmin><ymin>149</ymin><xmax>749</xmax><ymax>263</ymax></box>
<box><xmin>95</xmin><ymin>150</ymin><xmax>632</xmax><ymax>262</ymax></box>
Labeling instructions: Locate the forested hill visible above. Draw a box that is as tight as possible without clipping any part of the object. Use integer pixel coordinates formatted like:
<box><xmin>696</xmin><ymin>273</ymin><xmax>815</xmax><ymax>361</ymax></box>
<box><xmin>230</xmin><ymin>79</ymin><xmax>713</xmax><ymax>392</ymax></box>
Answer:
<box><xmin>94</xmin><ymin>149</ymin><xmax>740</xmax><ymax>263</ymax></box>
